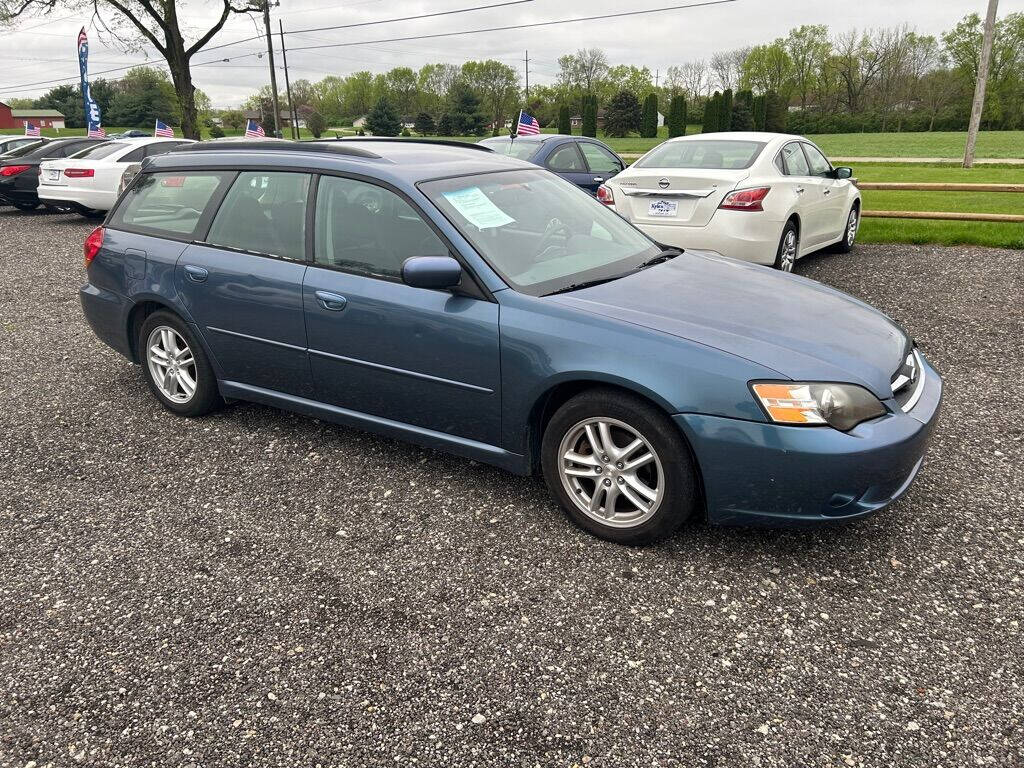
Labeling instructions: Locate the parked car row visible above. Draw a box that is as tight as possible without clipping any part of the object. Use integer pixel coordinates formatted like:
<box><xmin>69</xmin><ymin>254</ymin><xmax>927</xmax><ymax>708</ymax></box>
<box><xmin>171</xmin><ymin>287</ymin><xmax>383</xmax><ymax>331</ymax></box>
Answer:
<box><xmin>79</xmin><ymin>137</ymin><xmax>939</xmax><ymax>546</ymax></box>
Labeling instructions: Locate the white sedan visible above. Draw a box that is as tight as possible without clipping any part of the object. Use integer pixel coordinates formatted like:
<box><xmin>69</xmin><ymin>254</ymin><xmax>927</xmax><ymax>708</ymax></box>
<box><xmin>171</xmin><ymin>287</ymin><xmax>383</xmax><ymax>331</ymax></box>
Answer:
<box><xmin>38</xmin><ymin>137</ymin><xmax>193</xmax><ymax>217</ymax></box>
<box><xmin>597</xmin><ymin>132</ymin><xmax>861</xmax><ymax>271</ymax></box>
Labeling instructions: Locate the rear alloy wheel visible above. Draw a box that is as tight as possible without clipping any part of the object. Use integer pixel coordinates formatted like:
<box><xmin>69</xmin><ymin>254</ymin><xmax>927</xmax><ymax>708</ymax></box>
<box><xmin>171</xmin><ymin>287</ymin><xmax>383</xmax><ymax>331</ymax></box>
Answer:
<box><xmin>542</xmin><ymin>389</ymin><xmax>697</xmax><ymax>544</ymax></box>
<box><xmin>139</xmin><ymin>310</ymin><xmax>221</xmax><ymax>417</ymax></box>
<box><xmin>774</xmin><ymin>221</ymin><xmax>799</xmax><ymax>272</ymax></box>
<box><xmin>832</xmin><ymin>205</ymin><xmax>859</xmax><ymax>253</ymax></box>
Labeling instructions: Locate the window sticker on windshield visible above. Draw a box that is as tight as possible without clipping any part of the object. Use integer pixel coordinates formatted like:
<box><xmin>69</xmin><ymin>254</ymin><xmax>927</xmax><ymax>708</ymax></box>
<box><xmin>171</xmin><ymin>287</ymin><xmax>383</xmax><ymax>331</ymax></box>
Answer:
<box><xmin>442</xmin><ymin>186</ymin><xmax>515</xmax><ymax>229</ymax></box>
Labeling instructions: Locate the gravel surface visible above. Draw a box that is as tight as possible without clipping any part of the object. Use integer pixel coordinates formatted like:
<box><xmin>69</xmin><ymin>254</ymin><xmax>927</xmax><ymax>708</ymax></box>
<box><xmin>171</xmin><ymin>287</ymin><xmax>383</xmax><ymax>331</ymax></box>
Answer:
<box><xmin>1</xmin><ymin>207</ymin><xmax>1021</xmax><ymax>768</ymax></box>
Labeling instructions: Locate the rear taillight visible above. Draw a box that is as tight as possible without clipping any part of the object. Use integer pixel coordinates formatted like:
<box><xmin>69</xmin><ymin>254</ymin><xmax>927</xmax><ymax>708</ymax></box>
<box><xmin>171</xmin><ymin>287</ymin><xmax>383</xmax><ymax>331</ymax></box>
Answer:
<box><xmin>84</xmin><ymin>226</ymin><xmax>104</xmax><ymax>268</ymax></box>
<box><xmin>0</xmin><ymin>165</ymin><xmax>30</xmax><ymax>177</ymax></box>
<box><xmin>596</xmin><ymin>184</ymin><xmax>614</xmax><ymax>205</ymax></box>
<box><xmin>719</xmin><ymin>186</ymin><xmax>771</xmax><ymax>211</ymax></box>
<box><xmin>64</xmin><ymin>168</ymin><xmax>95</xmax><ymax>178</ymax></box>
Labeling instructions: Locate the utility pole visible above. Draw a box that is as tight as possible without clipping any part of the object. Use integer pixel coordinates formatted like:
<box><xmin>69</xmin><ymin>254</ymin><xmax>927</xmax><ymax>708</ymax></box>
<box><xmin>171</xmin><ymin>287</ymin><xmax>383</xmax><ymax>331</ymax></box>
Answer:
<box><xmin>524</xmin><ymin>50</ymin><xmax>530</xmax><ymax>102</ymax></box>
<box><xmin>279</xmin><ymin>20</ymin><xmax>298</xmax><ymax>140</ymax></box>
<box><xmin>655</xmin><ymin>69</ymin><xmax>660</xmax><ymax>89</ymax></box>
<box><xmin>261</xmin><ymin>0</ymin><xmax>282</xmax><ymax>138</ymax></box>
<box><xmin>963</xmin><ymin>0</ymin><xmax>999</xmax><ymax>169</ymax></box>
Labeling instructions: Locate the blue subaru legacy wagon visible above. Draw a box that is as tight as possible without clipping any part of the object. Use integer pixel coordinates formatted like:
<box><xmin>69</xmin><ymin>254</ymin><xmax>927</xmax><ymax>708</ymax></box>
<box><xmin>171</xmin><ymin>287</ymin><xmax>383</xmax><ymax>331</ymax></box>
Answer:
<box><xmin>80</xmin><ymin>139</ymin><xmax>941</xmax><ymax>544</ymax></box>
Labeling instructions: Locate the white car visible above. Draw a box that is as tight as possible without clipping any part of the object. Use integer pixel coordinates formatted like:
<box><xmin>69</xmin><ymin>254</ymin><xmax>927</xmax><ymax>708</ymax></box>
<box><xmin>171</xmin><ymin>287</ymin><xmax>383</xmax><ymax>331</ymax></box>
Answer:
<box><xmin>38</xmin><ymin>137</ymin><xmax>193</xmax><ymax>216</ymax></box>
<box><xmin>598</xmin><ymin>132</ymin><xmax>861</xmax><ymax>271</ymax></box>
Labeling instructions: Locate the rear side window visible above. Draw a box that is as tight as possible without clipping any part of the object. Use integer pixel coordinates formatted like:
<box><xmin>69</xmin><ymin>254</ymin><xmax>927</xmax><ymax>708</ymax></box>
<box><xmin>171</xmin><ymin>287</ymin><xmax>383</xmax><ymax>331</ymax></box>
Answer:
<box><xmin>547</xmin><ymin>144</ymin><xmax>585</xmax><ymax>172</ymax></box>
<box><xmin>579</xmin><ymin>142</ymin><xmax>622</xmax><ymax>173</ymax></box>
<box><xmin>110</xmin><ymin>171</ymin><xmax>230</xmax><ymax>237</ymax></box>
<box><xmin>69</xmin><ymin>142</ymin><xmax>128</xmax><ymax>160</ymax></box>
<box><xmin>206</xmin><ymin>171</ymin><xmax>311</xmax><ymax>261</ymax></box>
<box><xmin>780</xmin><ymin>142</ymin><xmax>810</xmax><ymax>175</ymax></box>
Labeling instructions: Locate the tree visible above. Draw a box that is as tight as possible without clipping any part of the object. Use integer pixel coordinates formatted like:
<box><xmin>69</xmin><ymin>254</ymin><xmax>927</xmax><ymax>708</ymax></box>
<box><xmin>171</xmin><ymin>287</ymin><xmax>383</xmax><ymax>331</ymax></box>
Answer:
<box><xmin>447</xmin><ymin>82</ymin><xmax>486</xmax><ymax>136</ymax></box>
<box><xmin>603</xmin><ymin>90</ymin><xmax>641</xmax><ymax>137</ymax></box>
<box><xmin>557</xmin><ymin>48</ymin><xmax>609</xmax><ymax>105</ymax></box>
<box><xmin>34</xmin><ymin>84</ymin><xmax>84</xmax><ymax>128</ymax></box>
<box><xmin>343</xmin><ymin>71</ymin><xmax>376</xmax><ymax>118</ymax></box>
<box><xmin>557</xmin><ymin>104</ymin><xmax>571</xmax><ymax>134</ymax></box>
<box><xmin>461</xmin><ymin>59</ymin><xmax>520</xmax><ymax>136</ymax></box>
<box><xmin>221</xmin><ymin>109</ymin><xmax>246</xmax><ymax>132</ymax></box>
<box><xmin>208</xmin><ymin>124</ymin><xmax>225</xmax><ymax>138</ymax></box>
<box><xmin>702</xmin><ymin>91</ymin><xmax>720</xmax><ymax>133</ymax></box>
<box><xmin>306</xmin><ymin>110</ymin><xmax>327</xmax><ymax>138</ymax></box>
<box><xmin>640</xmin><ymin>93</ymin><xmax>659</xmax><ymax>138</ymax></box>
<box><xmin>366</xmin><ymin>96</ymin><xmax>401</xmax><ymax>136</ymax></box>
<box><xmin>730</xmin><ymin>99</ymin><xmax>754</xmax><ymax>130</ymax></box>
<box><xmin>785</xmin><ymin>25</ymin><xmax>831</xmax><ymax>109</ymax></box>
<box><xmin>666</xmin><ymin>60</ymin><xmax>708</xmax><ymax>99</ymax></box>
<box><xmin>1</xmin><ymin>0</ymin><xmax>262</xmax><ymax>139</ymax></box>
<box><xmin>741</xmin><ymin>41</ymin><xmax>794</xmax><ymax>96</ymax></box>
<box><xmin>581</xmin><ymin>93</ymin><xmax>598</xmax><ymax>137</ymax></box>
<box><xmin>752</xmin><ymin>94</ymin><xmax>767</xmax><ymax>130</ymax></box>
<box><xmin>418</xmin><ymin>63</ymin><xmax>461</xmax><ymax>115</ymax></box>
<box><xmin>718</xmin><ymin>88</ymin><xmax>733</xmax><ymax>131</ymax></box>
<box><xmin>436</xmin><ymin>112</ymin><xmax>454</xmax><ymax>136</ymax></box>
<box><xmin>710</xmin><ymin>47</ymin><xmax>750</xmax><ymax>91</ymax></box>
<box><xmin>107</xmin><ymin>67</ymin><xmax>180</xmax><ymax>128</ymax></box>
<box><xmin>605</xmin><ymin>64</ymin><xmax>654</xmax><ymax>101</ymax></box>
<box><xmin>833</xmin><ymin>29</ymin><xmax>887</xmax><ymax>113</ymax></box>
<box><xmin>382</xmin><ymin>67</ymin><xmax>419</xmax><ymax>116</ymax></box>
<box><xmin>414</xmin><ymin>111</ymin><xmax>436</xmax><ymax>135</ymax></box>
<box><xmin>763</xmin><ymin>90</ymin><xmax>788</xmax><ymax>132</ymax></box>
<box><xmin>667</xmin><ymin>94</ymin><xmax>687</xmax><ymax>137</ymax></box>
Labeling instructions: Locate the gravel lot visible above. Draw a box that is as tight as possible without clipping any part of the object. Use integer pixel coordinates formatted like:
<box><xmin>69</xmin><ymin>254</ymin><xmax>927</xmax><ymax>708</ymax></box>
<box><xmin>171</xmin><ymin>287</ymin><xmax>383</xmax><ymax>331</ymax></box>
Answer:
<box><xmin>1</xmin><ymin>207</ymin><xmax>1021</xmax><ymax>768</ymax></box>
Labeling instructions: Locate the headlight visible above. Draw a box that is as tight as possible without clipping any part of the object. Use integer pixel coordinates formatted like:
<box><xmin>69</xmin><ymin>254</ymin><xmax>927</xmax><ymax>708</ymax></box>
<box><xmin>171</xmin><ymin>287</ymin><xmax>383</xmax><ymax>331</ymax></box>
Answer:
<box><xmin>751</xmin><ymin>382</ymin><xmax>887</xmax><ymax>432</ymax></box>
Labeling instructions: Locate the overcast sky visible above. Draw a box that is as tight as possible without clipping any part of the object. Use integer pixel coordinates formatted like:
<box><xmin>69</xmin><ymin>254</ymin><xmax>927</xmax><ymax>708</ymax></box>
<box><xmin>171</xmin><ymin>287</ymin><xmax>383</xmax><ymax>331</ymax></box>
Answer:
<box><xmin>2</xmin><ymin>0</ymin><xmax>1022</xmax><ymax>108</ymax></box>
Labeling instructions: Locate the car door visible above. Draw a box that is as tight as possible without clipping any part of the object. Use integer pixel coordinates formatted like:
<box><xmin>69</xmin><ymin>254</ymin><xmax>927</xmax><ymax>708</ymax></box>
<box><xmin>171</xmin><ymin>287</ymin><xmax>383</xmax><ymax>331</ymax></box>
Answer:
<box><xmin>802</xmin><ymin>142</ymin><xmax>849</xmax><ymax>240</ymax></box>
<box><xmin>176</xmin><ymin>170</ymin><xmax>314</xmax><ymax>398</ymax></box>
<box><xmin>543</xmin><ymin>141</ymin><xmax>594</xmax><ymax>191</ymax></box>
<box><xmin>577</xmin><ymin>140</ymin><xmax>624</xmax><ymax>195</ymax></box>
<box><xmin>303</xmin><ymin>174</ymin><xmax>501</xmax><ymax>445</ymax></box>
<box><xmin>779</xmin><ymin>141</ymin><xmax>829</xmax><ymax>248</ymax></box>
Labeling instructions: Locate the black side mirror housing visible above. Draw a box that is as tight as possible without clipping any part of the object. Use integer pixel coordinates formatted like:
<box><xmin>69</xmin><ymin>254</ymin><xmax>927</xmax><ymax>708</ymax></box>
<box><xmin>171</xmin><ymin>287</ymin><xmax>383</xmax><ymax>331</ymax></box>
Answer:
<box><xmin>834</xmin><ymin>166</ymin><xmax>853</xmax><ymax>179</ymax></box>
<box><xmin>402</xmin><ymin>255</ymin><xmax>462</xmax><ymax>290</ymax></box>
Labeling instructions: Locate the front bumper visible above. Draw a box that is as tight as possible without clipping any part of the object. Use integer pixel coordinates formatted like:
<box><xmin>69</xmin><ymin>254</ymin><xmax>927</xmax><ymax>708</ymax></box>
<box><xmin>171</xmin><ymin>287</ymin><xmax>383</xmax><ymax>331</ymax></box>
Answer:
<box><xmin>675</xmin><ymin>353</ymin><xmax>943</xmax><ymax>526</ymax></box>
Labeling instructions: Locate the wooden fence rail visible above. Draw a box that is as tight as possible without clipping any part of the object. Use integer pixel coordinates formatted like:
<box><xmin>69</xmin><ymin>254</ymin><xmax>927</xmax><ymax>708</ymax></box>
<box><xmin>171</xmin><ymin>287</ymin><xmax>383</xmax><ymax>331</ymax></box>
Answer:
<box><xmin>856</xmin><ymin>181</ymin><xmax>1024</xmax><ymax>223</ymax></box>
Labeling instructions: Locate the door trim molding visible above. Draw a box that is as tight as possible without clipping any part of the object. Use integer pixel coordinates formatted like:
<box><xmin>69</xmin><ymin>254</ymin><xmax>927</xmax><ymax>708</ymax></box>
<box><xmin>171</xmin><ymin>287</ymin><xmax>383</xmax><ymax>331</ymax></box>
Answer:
<box><xmin>308</xmin><ymin>347</ymin><xmax>494</xmax><ymax>394</ymax></box>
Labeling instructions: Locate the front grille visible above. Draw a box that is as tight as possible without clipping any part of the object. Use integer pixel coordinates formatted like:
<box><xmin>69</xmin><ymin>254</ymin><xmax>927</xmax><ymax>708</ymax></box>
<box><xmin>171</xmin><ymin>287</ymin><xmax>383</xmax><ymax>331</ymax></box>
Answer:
<box><xmin>891</xmin><ymin>348</ymin><xmax>925</xmax><ymax>412</ymax></box>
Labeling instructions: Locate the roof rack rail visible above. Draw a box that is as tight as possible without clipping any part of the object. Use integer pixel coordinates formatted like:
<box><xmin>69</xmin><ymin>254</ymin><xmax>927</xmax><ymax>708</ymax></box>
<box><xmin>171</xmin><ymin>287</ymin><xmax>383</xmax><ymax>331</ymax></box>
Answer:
<box><xmin>307</xmin><ymin>136</ymin><xmax>493</xmax><ymax>153</ymax></box>
<box><xmin>172</xmin><ymin>140</ymin><xmax>380</xmax><ymax>159</ymax></box>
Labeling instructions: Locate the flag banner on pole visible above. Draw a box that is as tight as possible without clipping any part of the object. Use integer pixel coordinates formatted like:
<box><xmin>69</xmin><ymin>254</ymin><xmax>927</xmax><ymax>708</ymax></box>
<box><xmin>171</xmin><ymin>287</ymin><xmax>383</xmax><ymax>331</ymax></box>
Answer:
<box><xmin>244</xmin><ymin>119</ymin><xmax>266</xmax><ymax>138</ymax></box>
<box><xmin>24</xmin><ymin>121</ymin><xmax>40</xmax><ymax>137</ymax></box>
<box><xmin>154</xmin><ymin>119</ymin><xmax>175</xmax><ymax>138</ymax></box>
<box><xmin>516</xmin><ymin>110</ymin><xmax>540</xmax><ymax>136</ymax></box>
<box><xmin>78</xmin><ymin>27</ymin><xmax>105</xmax><ymax>138</ymax></box>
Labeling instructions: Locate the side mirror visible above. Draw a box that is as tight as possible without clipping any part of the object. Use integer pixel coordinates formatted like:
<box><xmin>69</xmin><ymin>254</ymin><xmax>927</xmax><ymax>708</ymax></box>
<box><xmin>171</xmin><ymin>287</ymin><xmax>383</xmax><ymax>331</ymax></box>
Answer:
<box><xmin>834</xmin><ymin>166</ymin><xmax>853</xmax><ymax>179</ymax></box>
<box><xmin>402</xmin><ymin>255</ymin><xmax>462</xmax><ymax>290</ymax></box>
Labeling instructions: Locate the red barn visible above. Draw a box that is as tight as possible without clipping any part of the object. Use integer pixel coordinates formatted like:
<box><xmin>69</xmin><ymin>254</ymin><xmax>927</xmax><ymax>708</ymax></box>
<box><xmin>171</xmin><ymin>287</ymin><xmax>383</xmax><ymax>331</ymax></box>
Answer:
<box><xmin>0</xmin><ymin>101</ymin><xmax>66</xmax><ymax>130</ymax></box>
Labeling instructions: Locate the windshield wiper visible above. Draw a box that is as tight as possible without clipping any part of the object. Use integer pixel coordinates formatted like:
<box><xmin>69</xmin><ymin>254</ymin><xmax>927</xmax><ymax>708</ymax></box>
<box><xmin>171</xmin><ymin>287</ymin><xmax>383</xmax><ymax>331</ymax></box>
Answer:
<box><xmin>544</xmin><ymin>274</ymin><xmax>629</xmax><ymax>296</ymax></box>
<box><xmin>634</xmin><ymin>248</ymin><xmax>682</xmax><ymax>270</ymax></box>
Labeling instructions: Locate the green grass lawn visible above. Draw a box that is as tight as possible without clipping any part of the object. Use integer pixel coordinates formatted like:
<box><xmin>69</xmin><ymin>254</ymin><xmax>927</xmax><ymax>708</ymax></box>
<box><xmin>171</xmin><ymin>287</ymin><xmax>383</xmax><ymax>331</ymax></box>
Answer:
<box><xmin>853</xmin><ymin>163</ymin><xmax>1024</xmax><ymax>249</ymax></box>
<box><xmin>808</xmin><ymin>131</ymin><xmax>1024</xmax><ymax>159</ymax></box>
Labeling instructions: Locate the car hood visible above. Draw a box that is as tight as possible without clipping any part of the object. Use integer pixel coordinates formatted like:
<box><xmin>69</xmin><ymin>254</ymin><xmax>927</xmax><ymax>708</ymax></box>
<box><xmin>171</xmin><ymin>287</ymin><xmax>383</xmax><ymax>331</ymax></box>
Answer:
<box><xmin>548</xmin><ymin>250</ymin><xmax>908</xmax><ymax>398</ymax></box>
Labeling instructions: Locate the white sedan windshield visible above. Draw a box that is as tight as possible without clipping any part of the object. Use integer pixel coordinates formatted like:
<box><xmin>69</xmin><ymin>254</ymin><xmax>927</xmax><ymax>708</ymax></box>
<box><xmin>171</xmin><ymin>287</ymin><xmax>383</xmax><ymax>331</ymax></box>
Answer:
<box><xmin>421</xmin><ymin>169</ymin><xmax>659</xmax><ymax>296</ymax></box>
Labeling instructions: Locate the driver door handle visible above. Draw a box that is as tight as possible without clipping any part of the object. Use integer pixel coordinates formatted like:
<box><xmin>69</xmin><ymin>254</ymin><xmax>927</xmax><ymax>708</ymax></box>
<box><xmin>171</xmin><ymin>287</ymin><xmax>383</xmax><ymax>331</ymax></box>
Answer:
<box><xmin>823</xmin><ymin>188</ymin><xmax>832</xmax><ymax>195</ymax></box>
<box><xmin>593</xmin><ymin>177</ymin><xmax>604</xmax><ymax>182</ymax></box>
<box><xmin>184</xmin><ymin>265</ymin><xmax>208</xmax><ymax>283</ymax></box>
<box><xmin>795</xmin><ymin>187</ymin><xmax>805</xmax><ymax>194</ymax></box>
<box><xmin>315</xmin><ymin>290</ymin><xmax>348</xmax><ymax>311</ymax></box>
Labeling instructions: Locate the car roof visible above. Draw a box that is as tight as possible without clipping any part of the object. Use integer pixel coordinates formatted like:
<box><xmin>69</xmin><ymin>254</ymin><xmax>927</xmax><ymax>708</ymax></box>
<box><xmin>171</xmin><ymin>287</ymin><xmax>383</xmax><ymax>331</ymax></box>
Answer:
<box><xmin>151</xmin><ymin>138</ymin><xmax>535</xmax><ymax>184</ymax></box>
<box><xmin>662</xmin><ymin>131</ymin><xmax>803</xmax><ymax>145</ymax></box>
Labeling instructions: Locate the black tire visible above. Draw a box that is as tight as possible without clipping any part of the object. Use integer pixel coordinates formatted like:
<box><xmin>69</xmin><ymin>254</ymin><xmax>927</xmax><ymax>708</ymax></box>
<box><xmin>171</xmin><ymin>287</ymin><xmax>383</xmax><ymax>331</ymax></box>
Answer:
<box><xmin>138</xmin><ymin>310</ymin><xmax>222</xmax><ymax>417</ymax></box>
<box><xmin>773</xmin><ymin>219</ymin><xmax>799</xmax><ymax>272</ymax></box>
<box><xmin>541</xmin><ymin>388</ymin><xmax>697</xmax><ymax>545</ymax></box>
<box><xmin>78</xmin><ymin>208</ymin><xmax>105</xmax><ymax>220</ymax></box>
<box><xmin>831</xmin><ymin>203</ymin><xmax>859</xmax><ymax>254</ymax></box>
<box><xmin>12</xmin><ymin>202</ymin><xmax>39</xmax><ymax>211</ymax></box>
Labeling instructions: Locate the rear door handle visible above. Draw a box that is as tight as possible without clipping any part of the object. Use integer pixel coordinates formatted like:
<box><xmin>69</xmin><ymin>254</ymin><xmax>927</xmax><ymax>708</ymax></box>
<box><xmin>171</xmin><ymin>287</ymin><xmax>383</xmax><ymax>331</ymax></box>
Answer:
<box><xmin>823</xmin><ymin>188</ymin><xmax>832</xmax><ymax>195</ymax></box>
<box><xmin>184</xmin><ymin>264</ymin><xmax>208</xmax><ymax>283</ymax></box>
<box><xmin>315</xmin><ymin>290</ymin><xmax>348</xmax><ymax>311</ymax></box>
<box><xmin>593</xmin><ymin>177</ymin><xmax>604</xmax><ymax>182</ymax></box>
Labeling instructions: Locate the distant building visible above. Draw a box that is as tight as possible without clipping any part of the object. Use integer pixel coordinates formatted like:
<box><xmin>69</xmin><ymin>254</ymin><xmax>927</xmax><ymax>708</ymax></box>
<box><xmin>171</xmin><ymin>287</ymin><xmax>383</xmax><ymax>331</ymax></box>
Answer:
<box><xmin>0</xmin><ymin>102</ymin><xmax>65</xmax><ymax>130</ymax></box>
<box><xmin>569</xmin><ymin>110</ymin><xmax>664</xmax><ymax>129</ymax></box>
<box><xmin>352</xmin><ymin>115</ymin><xmax>368</xmax><ymax>129</ymax></box>
<box><xmin>243</xmin><ymin>108</ymin><xmax>306</xmax><ymax>129</ymax></box>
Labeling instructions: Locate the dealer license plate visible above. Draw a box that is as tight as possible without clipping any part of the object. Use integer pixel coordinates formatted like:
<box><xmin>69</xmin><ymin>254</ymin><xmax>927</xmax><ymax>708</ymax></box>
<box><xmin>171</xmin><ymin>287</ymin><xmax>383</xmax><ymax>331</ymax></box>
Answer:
<box><xmin>648</xmin><ymin>199</ymin><xmax>677</xmax><ymax>217</ymax></box>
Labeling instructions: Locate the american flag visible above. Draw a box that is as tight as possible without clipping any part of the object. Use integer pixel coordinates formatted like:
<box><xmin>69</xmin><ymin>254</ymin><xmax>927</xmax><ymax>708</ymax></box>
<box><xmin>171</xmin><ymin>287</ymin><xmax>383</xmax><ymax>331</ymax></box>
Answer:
<box><xmin>87</xmin><ymin>125</ymin><xmax>106</xmax><ymax>138</ymax></box>
<box><xmin>24</xmin><ymin>121</ymin><xmax>40</xmax><ymax>137</ymax></box>
<box><xmin>77</xmin><ymin>27</ymin><xmax>88</xmax><ymax>50</ymax></box>
<box><xmin>516</xmin><ymin>110</ymin><xmax>540</xmax><ymax>136</ymax></box>
<box><xmin>244</xmin><ymin>119</ymin><xmax>265</xmax><ymax>138</ymax></box>
<box><xmin>154</xmin><ymin>119</ymin><xmax>175</xmax><ymax>138</ymax></box>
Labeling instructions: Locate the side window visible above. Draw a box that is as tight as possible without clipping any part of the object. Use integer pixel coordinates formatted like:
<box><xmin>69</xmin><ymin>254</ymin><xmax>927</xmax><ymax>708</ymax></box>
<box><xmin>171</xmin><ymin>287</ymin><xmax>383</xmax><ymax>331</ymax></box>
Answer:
<box><xmin>780</xmin><ymin>142</ymin><xmax>810</xmax><ymax>176</ymax></box>
<box><xmin>547</xmin><ymin>143</ymin><xmax>585</xmax><ymax>172</ymax></box>
<box><xmin>206</xmin><ymin>171</ymin><xmax>311</xmax><ymax>261</ymax></box>
<box><xmin>110</xmin><ymin>171</ymin><xmax>230</xmax><ymax>237</ymax></box>
<box><xmin>802</xmin><ymin>144</ymin><xmax>833</xmax><ymax>177</ymax></box>
<box><xmin>579</xmin><ymin>142</ymin><xmax>622</xmax><ymax>174</ymax></box>
<box><xmin>314</xmin><ymin>175</ymin><xmax>447</xmax><ymax>280</ymax></box>
<box><xmin>146</xmin><ymin>141</ymin><xmax>188</xmax><ymax>158</ymax></box>
<box><xmin>120</xmin><ymin>146</ymin><xmax>146</xmax><ymax>163</ymax></box>
<box><xmin>773</xmin><ymin>152</ymin><xmax>786</xmax><ymax>174</ymax></box>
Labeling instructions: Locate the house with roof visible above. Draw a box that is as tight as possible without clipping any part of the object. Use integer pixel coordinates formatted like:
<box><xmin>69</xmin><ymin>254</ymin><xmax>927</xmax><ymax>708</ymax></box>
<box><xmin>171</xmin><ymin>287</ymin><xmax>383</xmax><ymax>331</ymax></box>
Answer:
<box><xmin>0</xmin><ymin>101</ymin><xmax>65</xmax><ymax>130</ymax></box>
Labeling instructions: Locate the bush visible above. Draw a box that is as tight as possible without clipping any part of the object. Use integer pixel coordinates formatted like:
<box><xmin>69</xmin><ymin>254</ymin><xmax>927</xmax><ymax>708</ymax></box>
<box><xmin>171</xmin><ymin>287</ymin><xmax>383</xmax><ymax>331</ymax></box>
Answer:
<box><xmin>414</xmin><ymin>112</ymin><xmax>435</xmax><ymax>135</ymax></box>
<box><xmin>667</xmin><ymin>94</ymin><xmax>687</xmax><ymax>138</ymax></box>
<box><xmin>557</xmin><ymin>104</ymin><xmax>571</xmax><ymax>135</ymax></box>
<box><xmin>305</xmin><ymin>110</ymin><xmax>327</xmax><ymax>139</ymax></box>
<box><xmin>640</xmin><ymin>93</ymin><xmax>659</xmax><ymax>139</ymax></box>
<box><xmin>582</xmin><ymin>94</ymin><xmax>598</xmax><ymax>138</ymax></box>
<box><xmin>401</xmin><ymin>127</ymin><xmax>411</xmax><ymax>137</ymax></box>
<box><xmin>366</xmin><ymin>97</ymin><xmax>401</xmax><ymax>136</ymax></box>
<box><xmin>436</xmin><ymin>113</ymin><xmax>453</xmax><ymax>136</ymax></box>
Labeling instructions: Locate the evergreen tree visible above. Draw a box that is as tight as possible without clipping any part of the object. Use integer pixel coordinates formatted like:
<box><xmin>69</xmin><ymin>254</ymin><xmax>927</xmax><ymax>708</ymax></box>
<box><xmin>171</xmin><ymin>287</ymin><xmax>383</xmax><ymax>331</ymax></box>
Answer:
<box><xmin>752</xmin><ymin>94</ymin><xmax>767</xmax><ymax>131</ymax></box>
<box><xmin>603</xmin><ymin>90</ymin><xmax>641</xmax><ymax>137</ymax></box>
<box><xmin>764</xmin><ymin>90</ymin><xmax>788</xmax><ymax>132</ymax></box>
<box><xmin>730</xmin><ymin>100</ymin><xmax>754</xmax><ymax>131</ymax></box>
<box><xmin>718</xmin><ymin>88</ymin><xmax>734</xmax><ymax>132</ymax></box>
<box><xmin>640</xmin><ymin>93</ymin><xmax>659</xmax><ymax>138</ymax></box>
<box><xmin>667</xmin><ymin>94</ymin><xmax>687</xmax><ymax>138</ymax></box>
<box><xmin>305</xmin><ymin>110</ymin><xmax>327</xmax><ymax>138</ymax></box>
<box><xmin>448</xmin><ymin>83</ymin><xmax>486</xmax><ymax>136</ymax></box>
<box><xmin>582</xmin><ymin>94</ymin><xmax>598</xmax><ymax>138</ymax></box>
<box><xmin>702</xmin><ymin>92</ymin><xmax>720</xmax><ymax>133</ymax></box>
<box><xmin>366</xmin><ymin>96</ymin><xmax>401</xmax><ymax>136</ymax></box>
<box><xmin>414</xmin><ymin>111</ymin><xmax>436</xmax><ymax>135</ymax></box>
<box><xmin>557</xmin><ymin>104</ymin><xmax>571</xmax><ymax>135</ymax></box>
<box><xmin>436</xmin><ymin>113</ymin><xmax>454</xmax><ymax>136</ymax></box>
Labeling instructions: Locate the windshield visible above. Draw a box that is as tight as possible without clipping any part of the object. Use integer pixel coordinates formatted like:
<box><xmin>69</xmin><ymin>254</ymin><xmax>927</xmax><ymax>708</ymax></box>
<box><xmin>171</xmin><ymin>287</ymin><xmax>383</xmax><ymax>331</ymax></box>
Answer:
<box><xmin>421</xmin><ymin>169</ymin><xmax>659</xmax><ymax>296</ymax></box>
<box><xmin>478</xmin><ymin>137</ymin><xmax>543</xmax><ymax>160</ymax></box>
<box><xmin>635</xmin><ymin>139</ymin><xmax>766</xmax><ymax>170</ymax></box>
<box><xmin>69</xmin><ymin>142</ymin><xmax>128</xmax><ymax>160</ymax></box>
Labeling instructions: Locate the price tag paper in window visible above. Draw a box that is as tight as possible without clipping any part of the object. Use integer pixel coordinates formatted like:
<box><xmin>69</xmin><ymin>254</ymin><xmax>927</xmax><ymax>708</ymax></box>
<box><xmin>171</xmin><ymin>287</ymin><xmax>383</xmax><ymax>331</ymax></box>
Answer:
<box><xmin>443</xmin><ymin>186</ymin><xmax>515</xmax><ymax>229</ymax></box>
